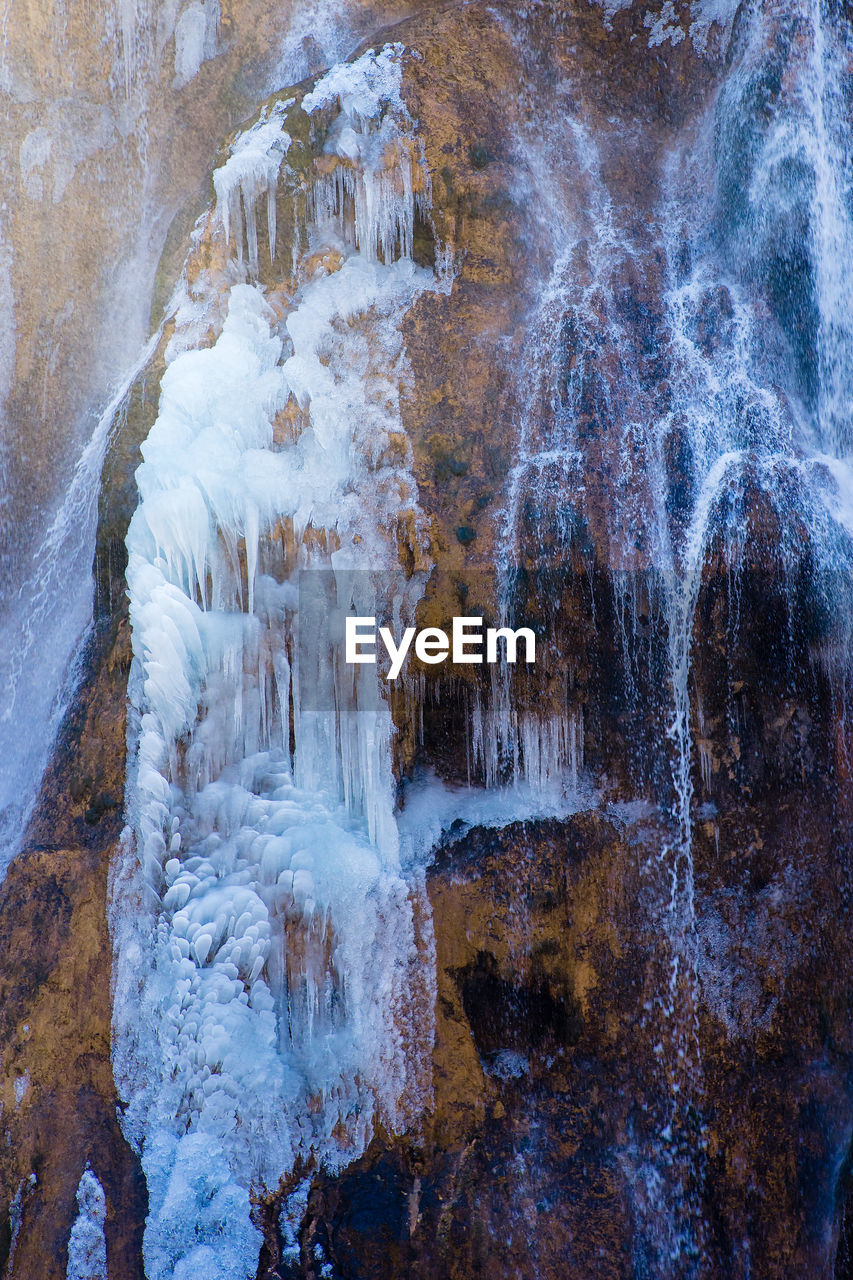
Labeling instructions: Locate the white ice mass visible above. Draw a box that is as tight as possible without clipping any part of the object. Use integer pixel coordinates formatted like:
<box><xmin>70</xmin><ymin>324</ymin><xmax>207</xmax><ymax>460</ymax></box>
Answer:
<box><xmin>66</xmin><ymin>1168</ymin><xmax>108</xmax><ymax>1280</ymax></box>
<box><xmin>114</xmin><ymin>46</ymin><xmax>446</xmax><ymax>1280</ymax></box>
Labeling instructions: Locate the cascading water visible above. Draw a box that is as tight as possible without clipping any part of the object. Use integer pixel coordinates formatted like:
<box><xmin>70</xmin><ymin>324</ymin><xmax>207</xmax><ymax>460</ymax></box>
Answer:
<box><xmin>0</xmin><ymin>0</ymin><xmax>375</xmax><ymax>877</ymax></box>
<box><xmin>0</xmin><ymin>331</ymin><xmax>161</xmax><ymax>875</ymax></box>
<box><xmin>5</xmin><ymin>0</ymin><xmax>853</xmax><ymax>1273</ymax></box>
<box><xmin>487</xmin><ymin>0</ymin><xmax>853</xmax><ymax>1273</ymax></box>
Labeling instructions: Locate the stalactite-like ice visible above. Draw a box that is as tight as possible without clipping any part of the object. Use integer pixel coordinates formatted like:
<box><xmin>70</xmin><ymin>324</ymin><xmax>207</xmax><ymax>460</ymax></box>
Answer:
<box><xmin>213</xmin><ymin>101</ymin><xmax>292</xmax><ymax>271</ymax></box>
<box><xmin>303</xmin><ymin>44</ymin><xmax>424</xmax><ymax>264</ymax></box>
<box><xmin>116</xmin><ymin>46</ymin><xmax>446</xmax><ymax>1280</ymax></box>
<box><xmin>212</xmin><ymin>44</ymin><xmax>427</xmax><ymax>275</ymax></box>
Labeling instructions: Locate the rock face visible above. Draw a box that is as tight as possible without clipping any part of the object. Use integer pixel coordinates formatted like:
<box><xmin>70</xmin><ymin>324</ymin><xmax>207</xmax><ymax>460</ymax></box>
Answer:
<box><xmin>301</xmin><ymin>799</ymin><xmax>853</xmax><ymax>1278</ymax></box>
<box><xmin>3</xmin><ymin>0</ymin><xmax>853</xmax><ymax>1277</ymax></box>
<box><xmin>0</xmin><ymin>0</ymin><xmax>448</xmax><ymax>558</ymax></box>
<box><xmin>0</xmin><ymin>0</ymin><xmax>451</xmax><ymax>873</ymax></box>
<box><xmin>0</xmin><ymin>627</ymin><xmax>143</xmax><ymax>1277</ymax></box>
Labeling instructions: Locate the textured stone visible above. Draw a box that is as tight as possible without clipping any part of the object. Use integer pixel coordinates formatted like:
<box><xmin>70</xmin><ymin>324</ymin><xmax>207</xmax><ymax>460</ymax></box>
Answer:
<box><xmin>5</xmin><ymin>1</ymin><xmax>853</xmax><ymax>1277</ymax></box>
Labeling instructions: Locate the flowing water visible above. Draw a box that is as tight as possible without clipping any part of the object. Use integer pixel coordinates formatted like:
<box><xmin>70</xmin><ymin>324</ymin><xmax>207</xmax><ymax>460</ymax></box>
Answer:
<box><xmin>97</xmin><ymin>0</ymin><xmax>853</xmax><ymax>1271</ymax></box>
<box><xmin>3</xmin><ymin>0</ymin><xmax>853</xmax><ymax>1275</ymax></box>
<box><xmin>492</xmin><ymin>0</ymin><xmax>853</xmax><ymax>1272</ymax></box>
<box><xmin>0</xmin><ymin>0</ymin><xmax>368</xmax><ymax>875</ymax></box>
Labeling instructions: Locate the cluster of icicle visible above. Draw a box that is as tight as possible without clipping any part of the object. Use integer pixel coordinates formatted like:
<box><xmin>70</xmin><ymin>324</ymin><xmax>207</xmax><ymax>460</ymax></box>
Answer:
<box><xmin>212</xmin><ymin>45</ymin><xmax>429</xmax><ymax>277</ymax></box>
<box><xmin>115</xmin><ymin>46</ymin><xmax>446</xmax><ymax>1280</ymax></box>
<box><xmin>470</xmin><ymin>682</ymin><xmax>584</xmax><ymax>794</ymax></box>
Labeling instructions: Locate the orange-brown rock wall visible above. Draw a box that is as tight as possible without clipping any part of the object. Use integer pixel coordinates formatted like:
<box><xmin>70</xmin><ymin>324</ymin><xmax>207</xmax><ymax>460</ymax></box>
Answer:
<box><xmin>4</xmin><ymin>2</ymin><xmax>853</xmax><ymax>1277</ymax></box>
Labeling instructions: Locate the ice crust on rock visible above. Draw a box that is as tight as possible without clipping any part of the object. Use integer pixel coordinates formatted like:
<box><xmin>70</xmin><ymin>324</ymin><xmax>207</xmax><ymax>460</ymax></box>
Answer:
<box><xmin>117</xmin><ymin>45</ymin><xmax>445</xmax><ymax>1280</ymax></box>
<box><xmin>173</xmin><ymin>0</ymin><xmax>220</xmax><ymax>89</ymax></box>
<box><xmin>66</xmin><ymin>1168</ymin><xmax>107</xmax><ymax>1280</ymax></box>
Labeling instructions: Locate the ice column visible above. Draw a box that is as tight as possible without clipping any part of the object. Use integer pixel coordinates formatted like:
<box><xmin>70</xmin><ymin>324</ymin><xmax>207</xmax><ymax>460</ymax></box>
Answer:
<box><xmin>116</xmin><ymin>45</ymin><xmax>445</xmax><ymax>1280</ymax></box>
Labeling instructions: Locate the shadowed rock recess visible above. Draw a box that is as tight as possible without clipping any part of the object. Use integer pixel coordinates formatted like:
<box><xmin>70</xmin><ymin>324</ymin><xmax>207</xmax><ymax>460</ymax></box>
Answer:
<box><xmin>3</xmin><ymin>0</ymin><xmax>853</xmax><ymax>1277</ymax></box>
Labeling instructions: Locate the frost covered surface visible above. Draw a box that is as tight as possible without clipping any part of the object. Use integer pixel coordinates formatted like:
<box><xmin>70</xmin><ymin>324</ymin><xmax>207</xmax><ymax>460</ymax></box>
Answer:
<box><xmin>116</xmin><ymin>46</ymin><xmax>445</xmax><ymax>1280</ymax></box>
<box><xmin>13</xmin><ymin>1069</ymin><xmax>29</xmax><ymax>1106</ymax></box>
<box><xmin>6</xmin><ymin>1175</ymin><xmax>35</xmax><ymax>1275</ymax></box>
<box><xmin>644</xmin><ymin>1</ymin><xmax>685</xmax><ymax>47</ymax></box>
<box><xmin>66</xmin><ymin>1169</ymin><xmax>107</xmax><ymax>1280</ymax></box>
<box><xmin>279</xmin><ymin>1176</ymin><xmax>312</xmax><ymax>1266</ymax></box>
<box><xmin>591</xmin><ymin>0</ymin><xmax>739</xmax><ymax>51</ymax></box>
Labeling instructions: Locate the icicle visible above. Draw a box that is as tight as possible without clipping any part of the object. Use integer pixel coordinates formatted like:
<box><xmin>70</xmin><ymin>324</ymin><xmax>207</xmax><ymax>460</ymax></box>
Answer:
<box><xmin>267</xmin><ymin>183</ymin><xmax>277</xmax><ymax>265</ymax></box>
<box><xmin>213</xmin><ymin>101</ymin><xmax>292</xmax><ymax>271</ymax></box>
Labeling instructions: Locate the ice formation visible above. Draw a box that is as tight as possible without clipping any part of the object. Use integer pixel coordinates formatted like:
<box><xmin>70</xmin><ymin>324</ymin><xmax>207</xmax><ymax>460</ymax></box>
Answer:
<box><xmin>116</xmin><ymin>46</ymin><xmax>446</xmax><ymax>1279</ymax></box>
<box><xmin>213</xmin><ymin>100</ymin><xmax>293</xmax><ymax>273</ymax></box>
<box><xmin>66</xmin><ymin>1168</ymin><xmax>108</xmax><ymax>1280</ymax></box>
<box><xmin>212</xmin><ymin>43</ymin><xmax>428</xmax><ymax>275</ymax></box>
<box><xmin>173</xmin><ymin>0</ymin><xmax>220</xmax><ymax>89</ymax></box>
<box><xmin>302</xmin><ymin>46</ymin><xmax>423</xmax><ymax>264</ymax></box>
<box><xmin>592</xmin><ymin>0</ymin><xmax>739</xmax><ymax>51</ymax></box>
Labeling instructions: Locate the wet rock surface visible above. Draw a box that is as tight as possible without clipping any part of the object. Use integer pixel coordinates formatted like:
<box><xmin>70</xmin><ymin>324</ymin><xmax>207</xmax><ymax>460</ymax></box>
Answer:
<box><xmin>262</xmin><ymin>790</ymin><xmax>852</xmax><ymax>1278</ymax></box>
<box><xmin>3</xmin><ymin>0</ymin><xmax>853</xmax><ymax>1276</ymax></box>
